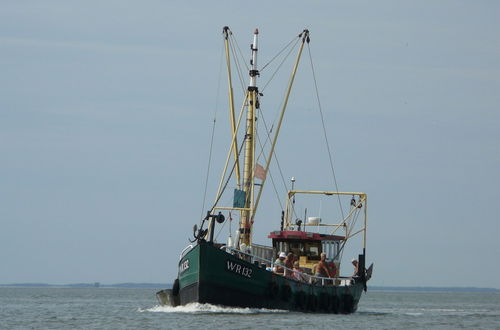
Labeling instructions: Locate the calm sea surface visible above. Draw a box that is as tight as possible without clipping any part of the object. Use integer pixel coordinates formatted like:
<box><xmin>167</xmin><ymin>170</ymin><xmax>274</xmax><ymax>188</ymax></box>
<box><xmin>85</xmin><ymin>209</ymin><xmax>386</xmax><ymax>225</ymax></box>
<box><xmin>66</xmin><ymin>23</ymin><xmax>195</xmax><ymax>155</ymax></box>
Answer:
<box><xmin>0</xmin><ymin>287</ymin><xmax>499</xmax><ymax>329</ymax></box>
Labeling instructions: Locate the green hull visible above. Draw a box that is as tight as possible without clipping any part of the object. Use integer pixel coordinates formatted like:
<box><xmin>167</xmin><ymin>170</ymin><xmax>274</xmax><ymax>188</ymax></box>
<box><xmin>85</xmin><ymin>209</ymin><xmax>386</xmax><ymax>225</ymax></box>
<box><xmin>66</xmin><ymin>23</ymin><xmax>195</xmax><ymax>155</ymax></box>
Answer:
<box><xmin>177</xmin><ymin>242</ymin><xmax>364</xmax><ymax>313</ymax></box>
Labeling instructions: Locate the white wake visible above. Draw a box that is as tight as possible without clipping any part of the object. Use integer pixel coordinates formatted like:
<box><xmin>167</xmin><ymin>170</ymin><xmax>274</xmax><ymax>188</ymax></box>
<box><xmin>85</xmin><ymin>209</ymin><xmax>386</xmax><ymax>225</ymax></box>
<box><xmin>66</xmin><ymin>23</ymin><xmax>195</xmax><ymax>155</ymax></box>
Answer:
<box><xmin>139</xmin><ymin>303</ymin><xmax>288</xmax><ymax>314</ymax></box>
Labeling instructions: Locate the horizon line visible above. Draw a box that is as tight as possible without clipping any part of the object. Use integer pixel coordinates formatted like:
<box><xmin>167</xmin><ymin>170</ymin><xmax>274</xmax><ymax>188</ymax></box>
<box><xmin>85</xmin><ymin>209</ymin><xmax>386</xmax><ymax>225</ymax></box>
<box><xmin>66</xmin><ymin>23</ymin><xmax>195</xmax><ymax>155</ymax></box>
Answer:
<box><xmin>0</xmin><ymin>282</ymin><xmax>498</xmax><ymax>292</ymax></box>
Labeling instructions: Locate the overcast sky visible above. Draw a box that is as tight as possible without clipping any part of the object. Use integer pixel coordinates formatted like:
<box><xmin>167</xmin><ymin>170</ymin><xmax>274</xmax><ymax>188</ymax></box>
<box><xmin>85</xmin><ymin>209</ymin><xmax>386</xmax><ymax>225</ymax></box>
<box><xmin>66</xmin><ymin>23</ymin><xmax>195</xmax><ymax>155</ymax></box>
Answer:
<box><xmin>1</xmin><ymin>1</ymin><xmax>499</xmax><ymax>288</ymax></box>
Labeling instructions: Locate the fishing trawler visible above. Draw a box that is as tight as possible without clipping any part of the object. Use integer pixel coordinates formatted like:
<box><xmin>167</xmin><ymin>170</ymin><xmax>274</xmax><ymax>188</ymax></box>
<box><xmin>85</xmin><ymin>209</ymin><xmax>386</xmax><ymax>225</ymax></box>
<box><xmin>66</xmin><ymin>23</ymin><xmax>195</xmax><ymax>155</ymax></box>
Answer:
<box><xmin>157</xmin><ymin>27</ymin><xmax>373</xmax><ymax>313</ymax></box>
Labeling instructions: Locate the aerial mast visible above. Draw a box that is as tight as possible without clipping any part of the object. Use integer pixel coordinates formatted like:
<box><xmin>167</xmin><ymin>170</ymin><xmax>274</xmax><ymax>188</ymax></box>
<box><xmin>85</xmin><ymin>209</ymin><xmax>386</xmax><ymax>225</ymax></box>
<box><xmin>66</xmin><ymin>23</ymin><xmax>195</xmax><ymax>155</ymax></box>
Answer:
<box><xmin>239</xmin><ymin>28</ymin><xmax>259</xmax><ymax>247</ymax></box>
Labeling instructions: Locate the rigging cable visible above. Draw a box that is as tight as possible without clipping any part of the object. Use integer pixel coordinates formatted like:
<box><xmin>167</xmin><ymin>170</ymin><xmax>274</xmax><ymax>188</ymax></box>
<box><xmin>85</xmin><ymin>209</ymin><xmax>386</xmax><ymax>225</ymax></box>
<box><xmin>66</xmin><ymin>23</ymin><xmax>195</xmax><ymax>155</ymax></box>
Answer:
<box><xmin>339</xmin><ymin>203</ymin><xmax>362</xmax><ymax>262</ymax></box>
<box><xmin>210</xmin><ymin>137</ymin><xmax>246</xmax><ymax>214</ymax></box>
<box><xmin>256</xmin><ymin>107</ymin><xmax>301</xmax><ymax>221</ymax></box>
<box><xmin>230</xmin><ymin>31</ymin><xmax>250</xmax><ymax>72</ymax></box>
<box><xmin>260</xmin><ymin>35</ymin><xmax>300</xmax><ymax>72</ymax></box>
<box><xmin>347</xmin><ymin>203</ymin><xmax>362</xmax><ymax>238</ymax></box>
<box><xmin>214</xmin><ymin>33</ymin><xmax>299</xmax><ymax>238</ymax></box>
<box><xmin>228</xmin><ymin>34</ymin><xmax>247</xmax><ymax>94</ymax></box>
<box><xmin>255</xmin><ymin>37</ymin><xmax>308</xmax><ymax>222</ymax></box>
<box><xmin>255</xmin><ymin>122</ymin><xmax>284</xmax><ymax>212</ymax></box>
<box><xmin>256</xmin><ymin>107</ymin><xmax>289</xmax><ymax>202</ymax></box>
<box><xmin>306</xmin><ymin>43</ymin><xmax>345</xmax><ymax>222</ymax></box>
<box><xmin>261</xmin><ymin>38</ymin><xmax>301</xmax><ymax>93</ymax></box>
<box><xmin>199</xmin><ymin>40</ymin><xmax>225</xmax><ymax>222</ymax></box>
<box><xmin>213</xmin><ymin>139</ymin><xmax>246</xmax><ymax>241</ymax></box>
<box><xmin>333</xmin><ymin>199</ymin><xmax>363</xmax><ymax>261</ymax></box>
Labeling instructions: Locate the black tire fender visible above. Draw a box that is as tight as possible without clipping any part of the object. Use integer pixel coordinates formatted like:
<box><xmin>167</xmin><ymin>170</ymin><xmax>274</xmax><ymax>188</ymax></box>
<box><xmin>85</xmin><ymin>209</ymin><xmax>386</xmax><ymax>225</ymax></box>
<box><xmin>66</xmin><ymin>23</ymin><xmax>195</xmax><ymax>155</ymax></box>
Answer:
<box><xmin>172</xmin><ymin>278</ymin><xmax>180</xmax><ymax>296</ymax></box>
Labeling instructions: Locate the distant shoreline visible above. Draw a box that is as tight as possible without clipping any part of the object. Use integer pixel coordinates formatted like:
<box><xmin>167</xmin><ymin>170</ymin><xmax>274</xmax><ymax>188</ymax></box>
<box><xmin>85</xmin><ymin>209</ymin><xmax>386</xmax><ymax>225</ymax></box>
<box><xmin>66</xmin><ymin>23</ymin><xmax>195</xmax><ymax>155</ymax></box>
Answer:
<box><xmin>0</xmin><ymin>283</ymin><xmax>499</xmax><ymax>292</ymax></box>
<box><xmin>0</xmin><ymin>283</ymin><xmax>168</xmax><ymax>289</ymax></box>
<box><xmin>369</xmin><ymin>286</ymin><xmax>500</xmax><ymax>293</ymax></box>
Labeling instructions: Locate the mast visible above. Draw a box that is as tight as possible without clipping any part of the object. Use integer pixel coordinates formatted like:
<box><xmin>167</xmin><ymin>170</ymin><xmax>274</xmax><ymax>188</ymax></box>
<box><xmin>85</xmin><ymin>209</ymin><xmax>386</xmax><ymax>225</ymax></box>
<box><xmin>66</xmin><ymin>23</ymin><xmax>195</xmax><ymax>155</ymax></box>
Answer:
<box><xmin>223</xmin><ymin>26</ymin><xmax>241</xmax><ymax>188</ymax></box>
<box><xmin>212</xmin><ymin>28</ymin><xmax>307</xmax><ymax>247</ymax></box>
<box><xmin>239</xmin><ymin>28</ymin><xmax>259</xmax><ymax>247</ymax></box>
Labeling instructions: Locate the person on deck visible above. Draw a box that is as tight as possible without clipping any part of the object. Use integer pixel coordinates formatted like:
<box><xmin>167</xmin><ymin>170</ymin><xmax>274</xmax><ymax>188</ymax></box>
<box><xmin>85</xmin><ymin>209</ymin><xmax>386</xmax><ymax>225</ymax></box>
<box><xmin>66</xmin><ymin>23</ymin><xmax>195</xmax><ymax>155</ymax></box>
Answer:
<box><xmin>292</xmin><ymin>261</ymin><xmax>306</xmax><ymax>282</ymax></box>
<box><xmin>273</xmin><ymin>252</ymin><xmax>286</xmax><ymax>274</ymax></box>
<box><xmin>284</xmin><ymin>252</ymin><xmax>294</xmax><ymax>277</ymax></box>
<box><xmin>315</xmin><ymin>252</ymin><xmax>334</xmax><ymax>279</ymax></box>
<box><xmin>328</xmin><ymin>260</ymin><xmax>337</xmax><ymax>278</ymax></box>
<box><xmin>351</xmin><ymin>258</ymin><xmax>359</xmax><ymax>277</ymax></box>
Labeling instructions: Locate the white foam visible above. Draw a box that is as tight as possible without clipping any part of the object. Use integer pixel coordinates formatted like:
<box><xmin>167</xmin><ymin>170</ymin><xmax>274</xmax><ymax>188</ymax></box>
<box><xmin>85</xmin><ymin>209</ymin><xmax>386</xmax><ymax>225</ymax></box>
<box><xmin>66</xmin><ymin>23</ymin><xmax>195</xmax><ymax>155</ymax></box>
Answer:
<box><xmin>139</xmin><ymin>303</ymin><xmax>288</xmax><ymax>314</ymax></box>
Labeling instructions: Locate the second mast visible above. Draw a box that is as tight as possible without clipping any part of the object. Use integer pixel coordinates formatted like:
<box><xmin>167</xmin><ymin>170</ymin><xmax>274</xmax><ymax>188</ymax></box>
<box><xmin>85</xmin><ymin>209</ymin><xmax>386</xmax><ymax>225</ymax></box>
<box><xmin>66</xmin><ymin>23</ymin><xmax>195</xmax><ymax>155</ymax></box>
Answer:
<box><xmin>240</xmin><ymin>28</ymin><xmax>260</xmax><ymax>246</ymax></box>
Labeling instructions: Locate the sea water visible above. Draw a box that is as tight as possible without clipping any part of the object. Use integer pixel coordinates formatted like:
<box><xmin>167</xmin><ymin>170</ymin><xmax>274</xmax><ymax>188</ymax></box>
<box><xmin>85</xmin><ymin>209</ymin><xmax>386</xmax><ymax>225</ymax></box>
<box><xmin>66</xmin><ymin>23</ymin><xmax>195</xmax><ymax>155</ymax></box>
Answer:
<box><xmin>0</xmin><ymin>287</ymin><xmax>499</xmax><ymax>329</ymax></box>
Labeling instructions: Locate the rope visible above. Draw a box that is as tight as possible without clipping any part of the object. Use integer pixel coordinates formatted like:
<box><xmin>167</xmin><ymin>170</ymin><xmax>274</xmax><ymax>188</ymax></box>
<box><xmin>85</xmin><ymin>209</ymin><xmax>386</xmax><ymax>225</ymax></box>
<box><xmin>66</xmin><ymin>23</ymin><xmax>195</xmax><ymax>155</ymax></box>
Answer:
<box><xmin>228</xmin><ymin>34</ymin><xmax>247</xmax><ymax>94</ymax></box>
<box><xmin>256</xmin><ymin>107</ymin><xmax>289</xmax><ymax>202</ymax></box>
<box><xmin>213</xmin><ymin>139</ymin><xmax>246</xmax><ymax>241</ymax></box>
<box><xmin>255</xmin><ymin>106</ymin><xmax>303</xmax><ymax>223</ymax></box>
<box><xmin>231</xmin><ymin>32</ymin><xmax>250</xmax><ymax>72</ymax></box>
<box><xmin>256</xmin><ymin>128</ymin><xmax>284</xmax><ymax>212</ymax></box>
<box><xmin>209</xmin><ymin>136</ymin><xmax>246</xmax><ymax>214</ymax></box>
<box><xmin>254</xmin><ymin>108</ymin><xmax>269</xmax><ymax>163</ymax></box>
<box><xmin>261</xmin><ymin>38</ymin><xmax>300</xmax><ymax>93</ymax></box>
<box><xmin>306</xmin><ymin>43</ymin><xmax>345</xmax><ymax>222</ymax></box>
<box><xmin>334</xmin><ymin>200</ymin><xmax>363</xmax><ymax>263</ymax></box>
<box><xmin>260</xmin><ymin>35</ymin><xmax>300</xmax><ymax>72</ymax></box>
<box><xmin>347</xmin><ymin>204</ymin><xmax>362</xmax><ymax>237</ymax></box>
<box><xmin>214</xmin><ymin>209</ymin><xmax>229</xmax><ymax>241</ymax></box>
<box><xmin>199</xmin><ymin>40</ymin><xmax>224</xmax><ymax>222</ymax></box>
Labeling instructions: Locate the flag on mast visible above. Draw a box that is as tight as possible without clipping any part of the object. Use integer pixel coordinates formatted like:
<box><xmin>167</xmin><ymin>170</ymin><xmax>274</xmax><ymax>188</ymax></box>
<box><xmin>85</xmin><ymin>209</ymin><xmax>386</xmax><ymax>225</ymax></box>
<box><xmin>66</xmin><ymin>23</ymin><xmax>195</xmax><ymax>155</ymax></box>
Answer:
<box><xmin>254</xmin><ymin>163</ymin><xmax>266</xmax><ymax>180</ymax></box>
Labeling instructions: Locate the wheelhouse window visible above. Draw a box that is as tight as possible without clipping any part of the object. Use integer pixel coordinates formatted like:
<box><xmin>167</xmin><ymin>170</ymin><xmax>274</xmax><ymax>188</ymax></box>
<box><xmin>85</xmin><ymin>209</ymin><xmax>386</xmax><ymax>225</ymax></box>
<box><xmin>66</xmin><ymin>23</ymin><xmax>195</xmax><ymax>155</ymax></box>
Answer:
<box><xmin>273</xmin><ymin>240</ymin><xmax>322</xmax><ymax>260</ymax></box>
<box><xmin>289</xmin><ymin>242</ymin><xmax>304</xmax><ymax>257</ymax></box>
<box><xmin>304</xmin><ymin>241</ymin><xmax>321</xmax><ymax>260</ymax></box>
<box><xmin>322</xmin><ymin>240</ymin><xmax>340</xmax><ymax>262</ymax></box>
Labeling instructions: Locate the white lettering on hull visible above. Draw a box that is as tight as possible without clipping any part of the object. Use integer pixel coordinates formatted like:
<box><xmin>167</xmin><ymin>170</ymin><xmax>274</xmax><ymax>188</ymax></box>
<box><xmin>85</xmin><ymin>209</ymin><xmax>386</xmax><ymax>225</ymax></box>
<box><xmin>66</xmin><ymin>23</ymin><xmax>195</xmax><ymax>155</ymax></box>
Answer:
<box><xmin>179</xmin><ymin>259</ymin><xmax>190</xmax><ymax>274</ymax></box>
<box><xmin>226</xmin><ymin>260</ymin><xmax>253</xmax><ymax>278</ymax></box>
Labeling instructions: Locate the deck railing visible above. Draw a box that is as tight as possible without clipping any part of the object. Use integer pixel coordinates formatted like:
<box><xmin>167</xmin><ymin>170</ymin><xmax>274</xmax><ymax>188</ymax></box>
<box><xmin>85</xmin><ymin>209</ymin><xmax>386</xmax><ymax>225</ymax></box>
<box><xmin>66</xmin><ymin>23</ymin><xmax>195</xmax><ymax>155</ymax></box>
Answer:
<box><xmin>179</xmin><ymin>244</ymin><xmax>194</xmax><ymax>260</ymax></box>
<box><xmin>220</xmin><ymin>245</ymin><xmax>355</xmax><ymax>286</ymax></box>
